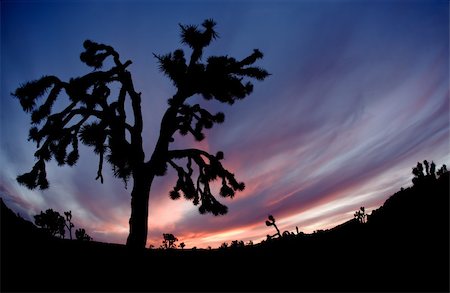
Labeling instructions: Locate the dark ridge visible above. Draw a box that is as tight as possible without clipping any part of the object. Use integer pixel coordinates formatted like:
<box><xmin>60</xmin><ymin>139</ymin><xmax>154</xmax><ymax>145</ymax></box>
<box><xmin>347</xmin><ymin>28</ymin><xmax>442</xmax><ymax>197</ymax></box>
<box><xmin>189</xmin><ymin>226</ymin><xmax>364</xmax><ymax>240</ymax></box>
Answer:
<box><xmin>1</xmin><ymin>172</ymin><xmax>448</xmax><ymax>292</ymax></box>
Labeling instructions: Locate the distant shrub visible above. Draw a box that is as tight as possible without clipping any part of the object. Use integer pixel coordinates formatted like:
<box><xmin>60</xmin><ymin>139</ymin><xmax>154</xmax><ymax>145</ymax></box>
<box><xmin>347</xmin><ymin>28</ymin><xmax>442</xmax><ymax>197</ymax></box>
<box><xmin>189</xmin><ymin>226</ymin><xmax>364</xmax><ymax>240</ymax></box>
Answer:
<box><xmin>230</xmin><ymin>240</ymin><xmax>245</xmax><ymax>248</ymax></box>
<box><xmin>75</xmin><ymin>228</ymin><xmax>92</xmax><ymax>241</ymax></box>
<box><xmin>34</xmin><ymin>209</ymin><xmax>66</xmax><ymax>238</ymax></box>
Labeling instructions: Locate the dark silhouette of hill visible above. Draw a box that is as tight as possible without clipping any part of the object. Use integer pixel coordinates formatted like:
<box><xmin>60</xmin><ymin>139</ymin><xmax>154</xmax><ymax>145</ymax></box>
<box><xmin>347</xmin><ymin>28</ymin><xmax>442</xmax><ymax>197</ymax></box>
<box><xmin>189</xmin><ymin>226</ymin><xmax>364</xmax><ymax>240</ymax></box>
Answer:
<box><xmin>1</xmin><ymin>171</ymin><xmax>448</xmax><ymax>292</ymax></box>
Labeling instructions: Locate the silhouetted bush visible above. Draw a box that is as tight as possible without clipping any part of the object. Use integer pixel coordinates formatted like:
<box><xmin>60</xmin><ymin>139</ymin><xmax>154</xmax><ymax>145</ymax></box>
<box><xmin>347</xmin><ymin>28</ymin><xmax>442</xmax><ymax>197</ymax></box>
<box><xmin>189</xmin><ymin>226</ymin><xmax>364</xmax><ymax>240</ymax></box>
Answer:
<box><xmin>34</xmin><ymin>209</ymin><xmax>65</xmax><ymax>238</ymax></box>
<box><xmin>75</xmin><ymin>228</ymin><xmax>92</xmax><ymax>241</ymax></box>
<box><xmin>64</xmin><ymin>211</ymin><xmax>74</xmax><ymax>240</ymax></box>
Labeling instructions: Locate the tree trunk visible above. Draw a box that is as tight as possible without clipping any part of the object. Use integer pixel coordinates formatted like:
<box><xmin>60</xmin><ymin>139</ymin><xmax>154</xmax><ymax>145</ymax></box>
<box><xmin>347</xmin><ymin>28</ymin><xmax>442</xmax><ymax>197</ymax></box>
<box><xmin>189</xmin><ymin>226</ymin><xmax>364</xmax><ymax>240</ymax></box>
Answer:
<box><xmin>125</xmin><ymin>100</ymin><xmax>179</xmax><ymax>249</ymax></box>
<box><xmin>126</xmin><ymin>168</ymin><xmax>154</xmax><ymax>249</ymax></box>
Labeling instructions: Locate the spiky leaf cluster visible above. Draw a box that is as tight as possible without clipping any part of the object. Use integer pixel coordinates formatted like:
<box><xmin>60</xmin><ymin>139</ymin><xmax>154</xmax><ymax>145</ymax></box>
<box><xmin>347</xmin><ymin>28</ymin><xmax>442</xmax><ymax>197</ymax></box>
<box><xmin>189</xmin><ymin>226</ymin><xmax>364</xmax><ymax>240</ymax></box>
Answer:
<box><xmin>155</xmin><ymin>21</ymin><xmax>269</xmax><ymax>105</ymax></box>
<box><xmin>200</xmin><ymin>52</ymin><xmax>269</xmax><ymax>104</ymax></box>
<box><xmin>107</xmin><ymin>136</ymin><xmax>132</xmax><ymax>183</ymax></box>
<box><xmin>79</xmin><ymin>122</ymin><xmax>107</xmax><ymax>153</ymax></box>
<box><xmin>12</xmin><ymin>76</ymin><xmax>60</xmax><ymax>113</ymax></box>
<box><xmin>80</xmin><ymin>40</ymin><xmax>116</xmax><ymax>69</ymax></box>
<box><xmin>180</xmin><ymin>19</ymin><xmax>218</xmax><ymax>60</ymax></box>
<box><xmin>154</xmin><ymin>50</ymin><xmax>187</xmax><ymax>87</ymax></box>
<box><xmin>168</xmin><ymin>149</ymin><xmax>245</xmax><ymax>216</ymax></box>
<box><xmin>16</xmin><ymin>159</ymin><xmax>48</xmax><ymax>189</ymax></box>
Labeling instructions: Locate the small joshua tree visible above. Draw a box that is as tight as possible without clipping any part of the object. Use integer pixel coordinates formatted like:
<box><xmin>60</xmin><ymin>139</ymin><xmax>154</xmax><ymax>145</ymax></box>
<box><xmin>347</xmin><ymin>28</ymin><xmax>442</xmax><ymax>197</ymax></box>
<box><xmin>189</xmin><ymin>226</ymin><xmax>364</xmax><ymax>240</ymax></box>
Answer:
<box><xmin>161</xmin><ymin>233</ymin><xmax>178</xmax><ymax>249</ymax></box>
<box><xmin>354</xmin><ymin>207</ymin><xmax>367</xmax><ymax>224</ymax></box>
<box><xmin>64</xmin><ymin>211</ymin><xmax>74</xmax><ymax>240</ymax></box>
<box><xmin>179</xmin><ymin>242</ymin><xmax>186</xmax><ymax>250</ymax></box>
<box><xmin>265</xmin><ymin>214</ymin><xmax>281</xmax><ymax>239</ymax></box>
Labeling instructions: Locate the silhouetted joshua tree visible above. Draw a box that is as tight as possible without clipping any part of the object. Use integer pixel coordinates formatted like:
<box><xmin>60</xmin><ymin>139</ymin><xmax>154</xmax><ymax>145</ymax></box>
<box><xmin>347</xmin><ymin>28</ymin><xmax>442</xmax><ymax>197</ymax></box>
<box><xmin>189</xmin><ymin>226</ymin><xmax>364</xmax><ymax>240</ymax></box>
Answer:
<box><xmin>75</xmin><ymin>228</ymin><xmax>92</xmax><ymax>241</ymax></box>
<box><xmin>161</xmin><ymin>233</ymin><xmax>178</xmax><ymax>249</ymax></box>
<box><xmin>179</xmin><ymin>242</ymin><xmax>185</xmax><ymax>250</ymax></box>
<box><xmin>354</xmin><ymin>206</ymin><xmax>367</xmax><ymax>224</ymax></box>
<box><xmin>265</xmin><ymin>214</ymin><xmax>281</xmax><ymax>239</ymax></box>
<box><xmin>13</xmin><ymin>19</ymin><xmax>269</xmax><ymax>249</ymax></box>
<box><xmin>412</xmin><ymin>160</ymin><xmax>445</xmax><ymax>184</ymax></box>
<box><xmin>64</xmin><ymin>211</ymin><xmax>74</xmax><ymax>240</ymax></box>
<box><xmin>34</xmin><ymin>209</ymin><xmax>66</xmax><ymax>238</ymax></box>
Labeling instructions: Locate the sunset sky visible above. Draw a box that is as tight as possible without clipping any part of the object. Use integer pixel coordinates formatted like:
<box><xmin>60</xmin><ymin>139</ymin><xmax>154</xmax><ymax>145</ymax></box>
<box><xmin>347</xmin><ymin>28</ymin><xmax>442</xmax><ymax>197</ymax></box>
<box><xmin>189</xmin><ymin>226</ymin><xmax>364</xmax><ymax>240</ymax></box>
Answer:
<box><xmin>1</xmin><ymin>0</ymin><xmax>448</xmax><ymax>248</ymax></box>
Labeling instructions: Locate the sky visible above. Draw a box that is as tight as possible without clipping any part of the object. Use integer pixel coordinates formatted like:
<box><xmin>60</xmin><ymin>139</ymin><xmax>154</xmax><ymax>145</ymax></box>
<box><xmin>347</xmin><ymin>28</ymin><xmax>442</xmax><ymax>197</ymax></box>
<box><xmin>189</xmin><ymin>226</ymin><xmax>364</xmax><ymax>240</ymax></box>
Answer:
<box><xmin>1</xmin><ymin>0</ymin><xmax>448</xmax><ymax>249</ymax></box>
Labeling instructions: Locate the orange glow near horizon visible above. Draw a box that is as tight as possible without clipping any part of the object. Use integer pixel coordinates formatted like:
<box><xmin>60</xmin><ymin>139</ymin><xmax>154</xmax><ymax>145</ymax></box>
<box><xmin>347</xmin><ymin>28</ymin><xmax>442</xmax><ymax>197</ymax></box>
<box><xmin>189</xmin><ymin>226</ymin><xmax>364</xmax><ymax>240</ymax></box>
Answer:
<box><xmin>142</xmin><ymin>159</ymin><xmax>418</xmax><ymax>249</ymax></box>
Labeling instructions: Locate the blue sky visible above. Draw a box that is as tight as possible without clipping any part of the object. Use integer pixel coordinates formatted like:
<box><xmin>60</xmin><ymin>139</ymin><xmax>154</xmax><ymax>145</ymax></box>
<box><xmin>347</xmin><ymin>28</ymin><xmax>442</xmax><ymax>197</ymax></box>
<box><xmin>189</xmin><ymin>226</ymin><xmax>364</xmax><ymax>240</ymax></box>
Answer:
<box><xmin>1</xmin><ymin>0</ymin><xmax>448</xmax><ymax>248</ymax></box>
